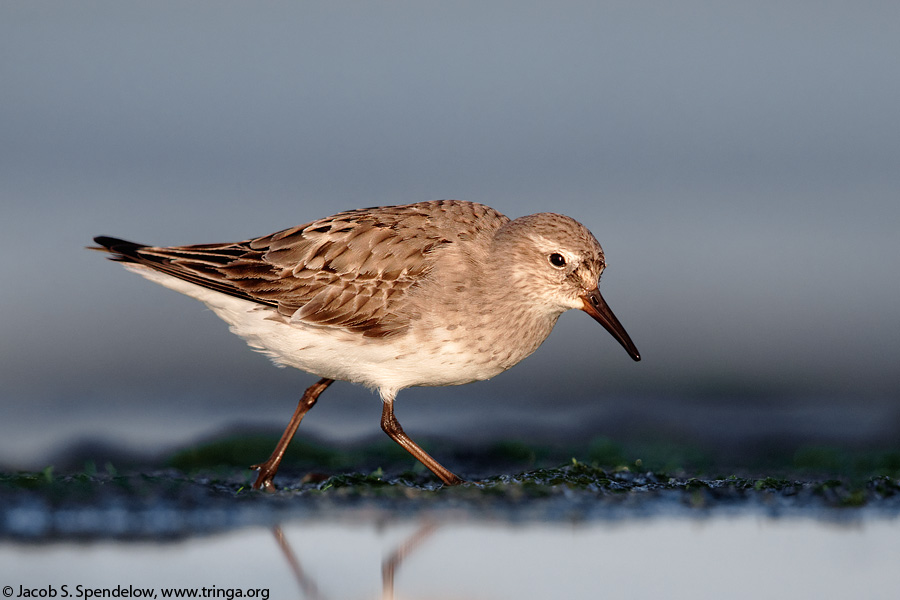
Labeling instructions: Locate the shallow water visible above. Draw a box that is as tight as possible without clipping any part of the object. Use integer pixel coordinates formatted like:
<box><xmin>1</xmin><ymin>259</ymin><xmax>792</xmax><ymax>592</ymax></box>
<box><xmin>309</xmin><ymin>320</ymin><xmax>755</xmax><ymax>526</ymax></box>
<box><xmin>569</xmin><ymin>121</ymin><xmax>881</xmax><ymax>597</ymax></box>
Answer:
<box><xmin>3</xmin><ymin>514</ymin><xmax>897</xmax><ymax>600</ymax></box>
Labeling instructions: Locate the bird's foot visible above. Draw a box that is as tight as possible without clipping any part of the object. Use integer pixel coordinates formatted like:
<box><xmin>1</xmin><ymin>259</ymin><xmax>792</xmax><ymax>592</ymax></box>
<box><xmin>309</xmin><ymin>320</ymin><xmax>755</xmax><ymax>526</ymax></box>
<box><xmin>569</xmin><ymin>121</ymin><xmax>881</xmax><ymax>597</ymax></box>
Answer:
<box><xmin>440</xmin><ymin>472</ymin><xmax>465</xmax><ymax>486</ymax></box>
<box><xmin>250</xmin><ymin>461</ymin><xmax>278</xmax><ymax>492</ymax></box>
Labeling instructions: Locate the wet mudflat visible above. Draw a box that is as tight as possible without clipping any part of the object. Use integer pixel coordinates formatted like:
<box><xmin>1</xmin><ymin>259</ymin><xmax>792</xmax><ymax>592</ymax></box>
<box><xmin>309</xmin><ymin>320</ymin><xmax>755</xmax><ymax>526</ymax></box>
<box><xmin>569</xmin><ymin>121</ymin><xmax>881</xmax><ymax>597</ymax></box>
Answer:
<box><xmin>2</xmin><ymin>436</ymin><xmax>899</xmax><ymax>599</ymax></box>
<box><xmin>2</xmin><ymin>437</ymin><xmax>899</xmax><ymax>539</ymax></box>
<box><xmin>3</xmin><ymin>464</ymin><xmax>897</xmax><ymax>539</ymax></box>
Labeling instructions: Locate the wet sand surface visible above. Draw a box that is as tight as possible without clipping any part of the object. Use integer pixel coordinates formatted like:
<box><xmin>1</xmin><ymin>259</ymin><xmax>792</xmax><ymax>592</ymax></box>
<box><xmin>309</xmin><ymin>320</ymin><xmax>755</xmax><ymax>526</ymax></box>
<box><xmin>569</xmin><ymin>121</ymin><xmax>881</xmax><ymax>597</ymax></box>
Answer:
<box><xmin>2</xmin><ymin>464</ymin><xmax>899</xmax><ymax>540</ymax></box>
<box><xmin>3</xmin><ymin>435</ymin><xmax>899</xmax><ymax>599</ymax></box>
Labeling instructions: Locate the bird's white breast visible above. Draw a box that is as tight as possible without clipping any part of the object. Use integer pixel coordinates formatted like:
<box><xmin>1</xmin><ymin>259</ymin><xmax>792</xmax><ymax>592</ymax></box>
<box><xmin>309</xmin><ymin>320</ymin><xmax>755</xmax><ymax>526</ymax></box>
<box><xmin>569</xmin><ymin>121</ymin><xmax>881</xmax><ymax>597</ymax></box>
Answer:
<box><xmin>125</xmin><ymin>265</ymin><xmax>507</xmax><ymax>393</ymax></box>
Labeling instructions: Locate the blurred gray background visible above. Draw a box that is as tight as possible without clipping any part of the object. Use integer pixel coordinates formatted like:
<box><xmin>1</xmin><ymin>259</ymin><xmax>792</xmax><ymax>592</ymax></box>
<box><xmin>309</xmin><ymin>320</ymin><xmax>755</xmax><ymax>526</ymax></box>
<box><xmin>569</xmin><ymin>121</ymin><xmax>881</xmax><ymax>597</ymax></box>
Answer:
<box><xmin>2</xmin><ymin>2</ymin><xmax>898</xmax><ymax>469</ymax></box>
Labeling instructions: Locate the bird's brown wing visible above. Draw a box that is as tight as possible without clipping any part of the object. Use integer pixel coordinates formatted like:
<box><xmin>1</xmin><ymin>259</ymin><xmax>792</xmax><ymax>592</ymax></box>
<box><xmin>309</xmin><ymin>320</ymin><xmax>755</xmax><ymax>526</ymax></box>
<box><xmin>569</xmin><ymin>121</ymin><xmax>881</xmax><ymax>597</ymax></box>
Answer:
<box><xmin>94</xmin><ymin>200</ymin><xmax>508</xmax><ymax>338</ymax></box>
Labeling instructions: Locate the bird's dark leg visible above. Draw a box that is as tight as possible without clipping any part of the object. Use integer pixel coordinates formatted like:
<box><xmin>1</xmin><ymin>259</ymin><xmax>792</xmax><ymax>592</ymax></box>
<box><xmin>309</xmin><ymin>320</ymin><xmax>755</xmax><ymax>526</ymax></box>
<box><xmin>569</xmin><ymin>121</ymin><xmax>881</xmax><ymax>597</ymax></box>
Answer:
<box><xmin>251</xmin><ymin>377</ymin><xmax>334</xmax><ymax>491</ymax></box>
<box><xmin>380</xmin><ymin>395</ymin><xmax>464</xmax><ymax>486</ymax></box>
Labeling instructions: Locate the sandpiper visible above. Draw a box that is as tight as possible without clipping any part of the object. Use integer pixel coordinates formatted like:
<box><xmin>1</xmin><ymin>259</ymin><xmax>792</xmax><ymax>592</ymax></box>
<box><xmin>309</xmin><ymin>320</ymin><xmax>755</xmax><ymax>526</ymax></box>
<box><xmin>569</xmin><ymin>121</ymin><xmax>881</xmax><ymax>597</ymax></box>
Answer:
<box><xmin>93</xmin><ymin>200</ymin><xmax>640</xmax><ymax>489</ymax></box>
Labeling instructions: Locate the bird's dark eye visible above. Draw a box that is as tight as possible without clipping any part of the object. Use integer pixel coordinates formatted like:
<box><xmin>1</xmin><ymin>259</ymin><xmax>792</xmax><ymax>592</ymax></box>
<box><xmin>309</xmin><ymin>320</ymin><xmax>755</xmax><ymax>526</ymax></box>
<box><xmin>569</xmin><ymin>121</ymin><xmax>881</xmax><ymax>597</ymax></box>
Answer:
<box><xmin>549</xmin><ymin>253</ymin><xmax>566</xmax><ymax>268</ymax></box>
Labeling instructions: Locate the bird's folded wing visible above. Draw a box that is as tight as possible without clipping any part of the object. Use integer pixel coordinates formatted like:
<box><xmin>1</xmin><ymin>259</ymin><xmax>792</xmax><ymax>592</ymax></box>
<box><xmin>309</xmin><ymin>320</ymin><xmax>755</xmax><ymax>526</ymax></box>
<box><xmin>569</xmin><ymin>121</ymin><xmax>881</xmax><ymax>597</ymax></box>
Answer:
<box><xmin>94</xmin><ymin>202</ymin><xmax>500</xmax><ymax>338</ymax></box>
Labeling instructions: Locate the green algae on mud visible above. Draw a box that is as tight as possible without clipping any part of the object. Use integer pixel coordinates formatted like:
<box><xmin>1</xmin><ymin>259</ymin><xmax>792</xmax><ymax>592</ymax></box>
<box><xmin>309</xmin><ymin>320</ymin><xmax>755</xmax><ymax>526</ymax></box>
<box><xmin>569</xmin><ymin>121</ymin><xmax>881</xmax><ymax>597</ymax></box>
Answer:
<box><xmin>4</xmin><ymin>435</ymin><xmax>900</xmax><ymax>540</ymax></box>
<box><xmin>162</xmin><ymin>432</ymin><xmax>900</xmax><ymax>485</ymax></box>
<box><xmin>2</xmin><ymin>460</ymin><xmax>899</xmax><ymax>540</ymax></box>
<box><xmin>3</xmin><ymin>458</ymin><xmax>899</xmax><ymax>507</ymax></box>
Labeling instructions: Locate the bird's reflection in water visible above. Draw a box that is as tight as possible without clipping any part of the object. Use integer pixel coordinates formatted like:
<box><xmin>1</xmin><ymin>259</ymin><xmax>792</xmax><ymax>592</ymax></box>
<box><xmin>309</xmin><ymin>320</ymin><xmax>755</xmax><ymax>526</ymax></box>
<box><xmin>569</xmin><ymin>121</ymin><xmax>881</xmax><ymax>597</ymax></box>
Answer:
<box><xmin>272</xmin><ymin>526</ymin><xmax>325</xmax><ymax>600</ymax></box>
<box><xmin>272</xmin><ymin>522</ymin><xmax>441</xmax><ymax>600</ymax></box>
<box><xmin>379</xmin><ymin>522</ymin><xmax>439</xmax><ymax>600</ymax></box>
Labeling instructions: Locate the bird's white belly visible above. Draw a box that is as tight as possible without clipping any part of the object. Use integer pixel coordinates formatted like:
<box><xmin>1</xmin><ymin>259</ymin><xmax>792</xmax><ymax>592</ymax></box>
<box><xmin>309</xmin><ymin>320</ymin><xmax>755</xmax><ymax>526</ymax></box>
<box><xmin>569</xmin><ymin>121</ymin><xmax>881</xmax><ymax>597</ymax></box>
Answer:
<box><xmin>239</xmin><ymin>313</ymin><xmax>504</xmax><ymax>391</ymax></box>
<box><xmin>127</xmin><ymin>266</ymin><xmax>504</xmax><ymax>392</ymax></box>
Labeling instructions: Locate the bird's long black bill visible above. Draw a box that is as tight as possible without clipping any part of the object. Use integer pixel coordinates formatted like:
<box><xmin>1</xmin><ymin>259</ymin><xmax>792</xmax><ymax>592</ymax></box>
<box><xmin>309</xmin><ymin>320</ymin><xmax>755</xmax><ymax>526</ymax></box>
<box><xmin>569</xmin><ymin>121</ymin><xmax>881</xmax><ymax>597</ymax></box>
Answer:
<box><xmin>580</xmin><ymin>288</ymin><xmax>641</xmax><ymax>361</ymax></box>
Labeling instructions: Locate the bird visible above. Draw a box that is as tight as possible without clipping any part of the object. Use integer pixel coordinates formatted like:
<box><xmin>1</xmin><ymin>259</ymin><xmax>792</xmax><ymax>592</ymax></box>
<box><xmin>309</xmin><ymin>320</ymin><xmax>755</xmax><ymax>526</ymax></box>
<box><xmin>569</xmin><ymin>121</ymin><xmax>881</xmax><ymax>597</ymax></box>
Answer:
<box><xmin>92</xmin><ymin>200</ymin><xmax>640</xmax><ymax>490</ymax></box>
